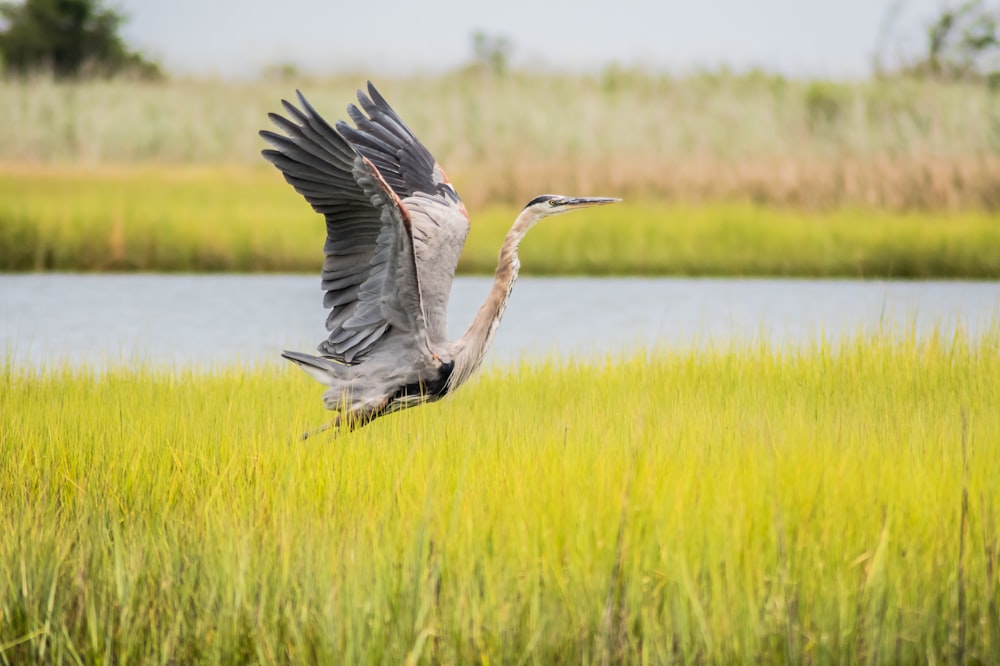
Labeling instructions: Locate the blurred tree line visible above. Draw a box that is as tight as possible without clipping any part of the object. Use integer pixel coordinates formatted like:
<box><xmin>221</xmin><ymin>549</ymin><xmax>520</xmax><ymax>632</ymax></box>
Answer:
<box><xmin>1</xmin><ymin>0</ymin><xmax>999</xmax><ymax>85</ymax></box>
<box><xmin>0</xmin><ymin>0</ymin><xmax>160</xmax><ymax>78</ymax></box>
<box><xmin>904</xmin><ymin>0</ymin><xmax>1000</xmax><ymax>84</ymax></box>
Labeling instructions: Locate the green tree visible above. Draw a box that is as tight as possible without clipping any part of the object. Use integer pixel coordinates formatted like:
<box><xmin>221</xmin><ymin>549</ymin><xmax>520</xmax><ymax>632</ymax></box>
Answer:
<box><xmin>0</xmin><ymin>0</ymin><xmax>160</xmax><ymax>78</ymax></box>
<box><xmin>470</xmin><ymin>31</ymin><xmax>512</xmax><ymax>76</ymax></box>
<box><xmin>920</xmin><ymin>0</ymin><xmax>999</xmax><ymax>79</ymax></box>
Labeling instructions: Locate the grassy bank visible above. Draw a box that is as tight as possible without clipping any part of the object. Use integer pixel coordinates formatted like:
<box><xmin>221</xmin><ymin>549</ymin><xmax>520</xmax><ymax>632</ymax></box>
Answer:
<box><xmin>2</xmin><ymin>330</ymin><xmax>999</xmax><ymax>663</ymax></box>
<box><xmin>2</xmin><ymin>166</ymin><xmax>999</xmax><ymax>277</ymax></box>
<box><xmin>2</xmin><ymin>72</ymin><xmax>1000</xmax><ymax>209</ymax></box>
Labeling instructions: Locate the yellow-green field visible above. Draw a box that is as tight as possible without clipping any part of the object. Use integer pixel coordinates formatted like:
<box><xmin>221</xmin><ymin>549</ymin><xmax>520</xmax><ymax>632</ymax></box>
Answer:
<box><xmin>3</xmin><ymin>331</ymin><xmax>999</xmax><ymax>663</ymax></box>
<box><xmin>3</xmin><ymin>166</ymin><xmax>1000</xmax><ymax>277</ymax></box>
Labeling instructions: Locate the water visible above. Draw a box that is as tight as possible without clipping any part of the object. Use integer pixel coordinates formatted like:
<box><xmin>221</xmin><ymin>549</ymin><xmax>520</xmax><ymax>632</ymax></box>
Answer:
<box><xmin>1</xmin><ymin>274</ymin><xmax>998</xmax><ymax>368</ymax></box>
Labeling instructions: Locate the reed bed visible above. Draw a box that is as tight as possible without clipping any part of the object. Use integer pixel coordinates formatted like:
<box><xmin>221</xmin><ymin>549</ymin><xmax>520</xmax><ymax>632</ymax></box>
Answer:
<box><xmin>2</xmin><ymin>165</ymin><xmax>999</xmax><ymax>277</ymax></box>
<box><xmin>3</xmin><ymin>71</ymin><xmax>1000</xmax><ymax>209</ymax></box>
<box><xmin>2</xmin><ymin>329</ymin><xmax>1000</xmax><ymax>663</ymax></box>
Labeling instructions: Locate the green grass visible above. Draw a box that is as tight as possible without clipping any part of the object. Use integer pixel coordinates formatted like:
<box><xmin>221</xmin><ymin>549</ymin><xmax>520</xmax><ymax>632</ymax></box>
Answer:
<box><xmin>3</xmin><ymin>330</ymin><xmax>1000</xmax><ymax>663</ymax></box>
<box><xmin>2</xmin><ymin>165</ymin><xmax>1000</xmax><ymax>277</ymax></box>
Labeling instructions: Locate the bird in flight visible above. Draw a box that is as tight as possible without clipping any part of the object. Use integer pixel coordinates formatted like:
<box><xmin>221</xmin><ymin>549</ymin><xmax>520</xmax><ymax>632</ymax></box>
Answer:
<box><xmin>260</xmin><ymin>82</ymin><xmax>618</xmax><ymax>436</ymax></box>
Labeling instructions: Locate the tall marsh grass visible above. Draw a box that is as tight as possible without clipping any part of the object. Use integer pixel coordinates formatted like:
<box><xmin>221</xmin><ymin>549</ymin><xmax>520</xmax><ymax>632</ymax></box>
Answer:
<box><xmin>3</xmin><ymin>71</ymin><xmax>1000</xmax><ymax>209</ymax></box>
<box><xmin>2</xmin><ymin>330</ymin><xmax>1000</xmax><ymax>663</ymax></box>
<box><xmin>2</xmin><ymin>165</ymin><xmax>999</xmax><ymax>277</ymax></box>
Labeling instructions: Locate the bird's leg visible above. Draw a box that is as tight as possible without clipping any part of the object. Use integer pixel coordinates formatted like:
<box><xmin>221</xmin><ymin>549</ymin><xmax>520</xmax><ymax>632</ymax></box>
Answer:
<box><xmin>297</xmin><ymin>397</ymin><xmax>391</xmax><ymax>440</ymax></box>
<box><xmin>300</xmin><ymin>413</ymin><xmax>343</xmax><ymax>441</ymax></box>
<box><xmin>340</xmin><ymin>398</ymin><xmax>389</xmax><ymax>432</ymax></box>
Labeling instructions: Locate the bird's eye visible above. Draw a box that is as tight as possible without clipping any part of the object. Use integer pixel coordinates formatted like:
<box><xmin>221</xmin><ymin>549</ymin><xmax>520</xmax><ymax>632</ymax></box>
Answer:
<box><xmin>548</xmin><ymin>199</ymin><xmax>557</xmax><ymax>206</ymax></box>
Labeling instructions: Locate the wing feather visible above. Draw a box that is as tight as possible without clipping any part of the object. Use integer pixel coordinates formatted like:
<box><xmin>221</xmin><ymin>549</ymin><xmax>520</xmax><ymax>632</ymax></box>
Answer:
<box><xmin>335</xmin><ymin>82</ymin><xmax>471</xmax><ymax>343</ymax></box>
<box><xmin>260</xmin><ymin>90</ymin><xmax>434</xmax><ymax>363</ymax></box>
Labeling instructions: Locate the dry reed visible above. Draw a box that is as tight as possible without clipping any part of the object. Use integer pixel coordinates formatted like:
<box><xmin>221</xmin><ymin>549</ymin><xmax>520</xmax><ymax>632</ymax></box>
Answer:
<box><xmin>3</xmin><ymin>71</ymin><xmax>1000</xmax><ymax>209</ymax></box>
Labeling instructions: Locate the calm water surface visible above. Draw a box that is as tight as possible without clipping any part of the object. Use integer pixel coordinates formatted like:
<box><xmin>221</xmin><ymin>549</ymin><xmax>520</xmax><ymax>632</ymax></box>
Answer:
<box><xmin>1</xmin><ymin>275</ymin><xmax>998</xmax><ymax>367</ymax></box>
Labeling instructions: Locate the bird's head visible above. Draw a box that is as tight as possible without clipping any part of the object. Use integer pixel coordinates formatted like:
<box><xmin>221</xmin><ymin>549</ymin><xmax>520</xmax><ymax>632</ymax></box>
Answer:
<box><xmin>525</xmin><ymin>194</ymin><xmax>620</xmax><ymax>215</ymax></box>
<box><xmin>515</xmin><ymin>194</ymin><xmax>620</xmax><ymax>233</ymax></box>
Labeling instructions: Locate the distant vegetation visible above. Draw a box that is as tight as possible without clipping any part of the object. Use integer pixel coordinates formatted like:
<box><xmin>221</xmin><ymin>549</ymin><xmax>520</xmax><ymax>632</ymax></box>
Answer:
<box><xmin>1</xmin><ymin>4</ymin><xmax>998</xmax><ymax>275</ymax></box>
<box><xmin>2</xmin><ymin>71</ymin><xmax>1000</xmax><ymax>212</ymax></box>
<box><xmin>0</xmin><ymin>0</ymin><xmax>160</xmax><ymax>78</ymax></box>
<box><xmin>890</xmin><ymin>0</ymin><xmax>1000</xmax><ymax>85</ymax></box>
<box><xmin>2</xmin><ymin>165</ymin><xmax>998</xmax><ymax>277</ymax></box>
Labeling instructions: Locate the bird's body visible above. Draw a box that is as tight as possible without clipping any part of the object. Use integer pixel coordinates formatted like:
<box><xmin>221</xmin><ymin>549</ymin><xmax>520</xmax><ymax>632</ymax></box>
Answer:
<box><xmin>260</xmin><ymin>82</ymin><xmax>618</xmax><ymax>434</ymax></box>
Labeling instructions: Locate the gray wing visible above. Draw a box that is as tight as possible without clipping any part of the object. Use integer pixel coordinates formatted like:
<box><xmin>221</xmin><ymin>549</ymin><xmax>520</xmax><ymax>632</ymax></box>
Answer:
<box><xmin>336</xmin><ymin>82</ymin><xmax>471</xmax><ymax>344</ymax></box>
<box><xmin>260</xmin><ymin>91</ymin><xmax>431</xmax><ymax>364</ymax></box>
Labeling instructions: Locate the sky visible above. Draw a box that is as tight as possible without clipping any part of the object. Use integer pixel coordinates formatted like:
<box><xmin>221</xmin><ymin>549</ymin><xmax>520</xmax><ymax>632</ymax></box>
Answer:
<box><xmin>115</xmin><ymin>0</ymin><xmax>945</xmax><ymax>79</ymax></box>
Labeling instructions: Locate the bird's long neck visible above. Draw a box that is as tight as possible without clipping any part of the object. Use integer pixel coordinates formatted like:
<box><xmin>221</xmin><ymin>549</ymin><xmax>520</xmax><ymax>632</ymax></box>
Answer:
<box><xmin>447</xmin><ymin>216</ymin><xmax>532</xmax><ymax>391</ymax></box>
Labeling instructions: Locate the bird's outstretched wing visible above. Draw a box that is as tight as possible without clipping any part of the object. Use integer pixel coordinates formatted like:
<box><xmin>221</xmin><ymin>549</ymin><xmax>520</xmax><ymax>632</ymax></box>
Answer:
<box><xmin>260</xmin><ymin>91</ymin><xmax>431</xmax><ymax>363</ymax></box>
<box><xmin>335</xmin><ymin>82</ymin><xmax>471</xmax><ymax>344</ymax></box>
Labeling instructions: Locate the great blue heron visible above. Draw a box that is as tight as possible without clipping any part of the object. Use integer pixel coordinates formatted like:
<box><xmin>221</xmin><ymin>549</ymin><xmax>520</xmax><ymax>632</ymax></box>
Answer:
<box><xmin>260</xmin><ymin>82</ymin><xmax>619</xmax><ymax>435</ymax></box>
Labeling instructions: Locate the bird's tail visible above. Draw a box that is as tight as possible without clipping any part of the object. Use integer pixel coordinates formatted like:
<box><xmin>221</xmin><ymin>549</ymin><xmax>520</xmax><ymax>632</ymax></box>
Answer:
<box><xmin>283</xmin><ymin>351</ymin><xmax>357</xmax><ymax>440</ymax></box>
<box><xmin>281</xmin><ymin>350</ymin><xmax>350</xmax><ymax>386</ymax></box>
